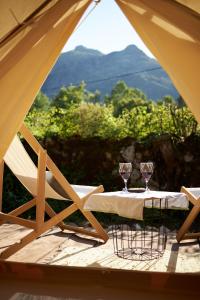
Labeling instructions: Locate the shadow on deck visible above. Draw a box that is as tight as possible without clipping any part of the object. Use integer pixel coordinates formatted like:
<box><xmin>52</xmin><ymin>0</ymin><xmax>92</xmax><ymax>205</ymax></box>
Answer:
<box><xmin>0</xmin><ymin>223</ymin><xmax>199</xmax><ymax>273</ymax></box>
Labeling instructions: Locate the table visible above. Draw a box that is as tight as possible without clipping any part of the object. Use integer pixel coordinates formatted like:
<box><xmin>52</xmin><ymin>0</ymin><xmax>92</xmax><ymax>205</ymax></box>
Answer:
<box><xmin>84</xmin><ymin>190</ymin><xmax>189</xmax><ymax>220</ymax></box>
<box><xmin>84</xmin><ymin>190</ymin><xmax>189</xmax><ymax>260</ymax></box>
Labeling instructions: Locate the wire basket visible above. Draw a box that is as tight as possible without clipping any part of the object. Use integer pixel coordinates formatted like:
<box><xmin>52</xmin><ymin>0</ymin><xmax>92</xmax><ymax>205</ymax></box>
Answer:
<box><xmin>111</xmin><ymin>198</ymin><xmax>167</xmax><ymax>261</ymax></box>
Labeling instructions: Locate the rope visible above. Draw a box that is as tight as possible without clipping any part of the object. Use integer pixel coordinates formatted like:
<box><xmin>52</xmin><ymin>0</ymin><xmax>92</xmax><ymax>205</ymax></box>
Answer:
<box><xmin>84</xmin><ymin>66</ymin><xmax>162</xmax><ymax>85</ymax></box>
<box><xmin>74</xmin><ymin>0</ymin><xmax>101</xmax><ymax>32</ymax></box>
<box><xmin>45</xmin><ymin>66</ymin><xmax>162</xmax><ymax>93</ymax></box>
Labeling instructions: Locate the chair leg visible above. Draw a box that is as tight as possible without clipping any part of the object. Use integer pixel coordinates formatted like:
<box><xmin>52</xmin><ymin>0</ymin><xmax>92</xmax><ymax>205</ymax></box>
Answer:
<box><xmin>0</xmin><ymin>198</ymin><xmax>36</xmax><ymax>227</ymax></box>
<box><xmin>0</xmin><ymin>203</ymin><xmax>79</xmax><ymax>259</ymax></box>
<box><xmin>45</xmin><ymin>201</ymin><xmax>108</xmax><ymax>241</ymax></box>
<box><xmin>36</xmin><ymin>149</ymin><xmax>46</xmax><ymax>232</ymax></box>
<box><xmin>44</xmin><ymin>154</ymin><xmax>108</xmax><ymax>241</ymax></box>
<box><xmin>81</xmin><ymin>210</ymin><xmax>109</xmax><ymax>242</ymax></box>
<box><xmin>45</xmin><ymin>202</ymin><xmax>66</xmax><ymax>231</ymax></box>
<box><xmin>176</xmin><ymin>203</ymin><xmax>200</xmax><ymax>242</ymax></box>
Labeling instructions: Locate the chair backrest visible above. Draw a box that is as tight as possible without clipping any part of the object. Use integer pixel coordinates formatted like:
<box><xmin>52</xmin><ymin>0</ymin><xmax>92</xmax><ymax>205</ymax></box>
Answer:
<box><xmin>186</xmin><ymin>188</ymin><xmax>200</xmax><ymax>199</ymax></box>
<box><xmin>4</xmin><ymin>135</ymin><xmax>66</xmax><ymax>200</ymax></box>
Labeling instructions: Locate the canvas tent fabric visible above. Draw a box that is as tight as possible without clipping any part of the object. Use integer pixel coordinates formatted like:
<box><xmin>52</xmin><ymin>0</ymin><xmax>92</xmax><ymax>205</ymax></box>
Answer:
<box><xmin>0</xmin><ymin>0</ymin><xmax>200</xmax><ymax>162</ymax></box>
<box><xmin>0</xmin><ymin>0</ymin><xmax>92</xmax><ymax>161</ymax></box>
<box><xmin>175</xmin><ymin>0</ymin><xmax>200</xmax><ymax>13</ymax></box>
<box><xmin>115</xmin><ymin>0</ymin><xmax>200</xmax><ymax>123</ymax></box>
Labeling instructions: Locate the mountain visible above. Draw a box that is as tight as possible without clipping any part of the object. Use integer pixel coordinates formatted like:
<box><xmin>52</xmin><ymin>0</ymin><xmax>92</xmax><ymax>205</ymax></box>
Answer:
<box><xmin>41</xmin><ymin>45</ymin><xmax>178</xmax><ymax>100</ymax></box>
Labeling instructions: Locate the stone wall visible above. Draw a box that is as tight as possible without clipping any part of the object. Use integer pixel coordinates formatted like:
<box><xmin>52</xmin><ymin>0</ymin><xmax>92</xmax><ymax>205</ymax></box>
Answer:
<box><xmin>38</xmin><ymin>134</ymin><xmax>200</xmax><ymax>192</ymax></box>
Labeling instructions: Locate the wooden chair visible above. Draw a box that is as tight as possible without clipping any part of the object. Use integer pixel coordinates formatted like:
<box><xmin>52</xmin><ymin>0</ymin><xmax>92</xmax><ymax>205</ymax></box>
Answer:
<box><xmin>0</xmin><ymin>123</ymin><xmax>108</xmax><ymax>259</ymax></box>
<box><xmin>176</xmin><ymin>186</ymin><xmax>200</xmax><ymax>242</ymax></box>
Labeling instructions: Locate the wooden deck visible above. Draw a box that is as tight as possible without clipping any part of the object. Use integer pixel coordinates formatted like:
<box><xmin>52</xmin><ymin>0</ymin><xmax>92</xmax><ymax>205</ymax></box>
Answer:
<box><xmin>0</xmin><ymin>223</ymin><xmax>199</xmax><ymax>273</ymax></box>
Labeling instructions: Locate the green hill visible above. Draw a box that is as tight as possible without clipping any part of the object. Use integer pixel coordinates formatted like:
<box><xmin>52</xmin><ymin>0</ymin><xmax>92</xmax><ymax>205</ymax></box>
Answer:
<box><xmin>42</xmin><ymin>45</ymin><xmax>178</xmax><ymax>100</ymax></box>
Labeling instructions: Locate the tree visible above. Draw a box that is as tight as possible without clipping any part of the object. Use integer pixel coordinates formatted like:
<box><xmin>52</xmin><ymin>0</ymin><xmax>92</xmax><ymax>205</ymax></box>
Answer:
<box><xmin>105</xmin><ymin>81</ymin><xmax>148</xmax><ymax>116</ymax></box>
<box><xmin>176</xmin><ymin>95</ymin><xmax>186</xmax><ymax>108</ymax></box>
<box><xmin>55</xmin><ymin>103</ymin><xmax>126</xmax><ymax>139</ymax></box>
<box><xmin>26</xmin><ymin>83</ymin><xmax>199</xmax><ymax>141</ymax></box>
<box><xmin>30</xmin><ymin>91</ymin><xmax>49</xmax><ymax>111</ymax></box>
<box><xmin>51</xmin><ymin>81</ymin><xmax>101</xmax><ymax>109</ymax></box>
<box><xmin>86</xmin><ymin>90</ymin><xmax>101</xmax><ymax>104</ymax></box>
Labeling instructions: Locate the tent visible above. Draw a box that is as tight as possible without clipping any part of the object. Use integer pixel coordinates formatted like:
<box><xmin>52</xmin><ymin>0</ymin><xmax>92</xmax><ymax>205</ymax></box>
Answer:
<box><xmin>0</xmin><ymin>0</ymin><xmax>200</xmax><ymax>162</ymax></box>
<box><xmin>0</xmin><ymin>0</ymin><xmax>200</xmax><ymax>296</ymax></box>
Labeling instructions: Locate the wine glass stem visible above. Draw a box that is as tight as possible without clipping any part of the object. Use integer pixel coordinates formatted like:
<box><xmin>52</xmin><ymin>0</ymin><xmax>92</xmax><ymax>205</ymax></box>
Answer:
<box><xmin>145</xmin><ymin>180</ymin><xmax>148</xmax><ymax>191</ymax></box>
<box><xmin>124</xmin><ymin>179</ymin><xmax>128</xmax><ymax>192</ymax></box>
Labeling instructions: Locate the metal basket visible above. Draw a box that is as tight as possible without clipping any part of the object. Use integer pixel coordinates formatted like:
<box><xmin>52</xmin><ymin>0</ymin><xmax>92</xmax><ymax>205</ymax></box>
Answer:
<box><xmin>111</xmin><ymin>198</ymin><xmax>167</xmax><ymax>261</ymax></box>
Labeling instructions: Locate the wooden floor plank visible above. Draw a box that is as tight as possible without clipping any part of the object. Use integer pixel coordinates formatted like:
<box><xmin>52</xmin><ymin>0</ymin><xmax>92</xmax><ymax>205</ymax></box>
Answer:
<box><xmin>0</xmin><ymin>224</ymin><xmax>199</xmax><ymax>273</ymax></box>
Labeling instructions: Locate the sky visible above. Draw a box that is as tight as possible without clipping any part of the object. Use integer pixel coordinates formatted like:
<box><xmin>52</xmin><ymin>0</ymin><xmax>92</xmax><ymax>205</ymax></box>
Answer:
<box><xmin>62</xmin><ymin>0</ymin><xmax>154</xmax><ymax>58</ymax></box>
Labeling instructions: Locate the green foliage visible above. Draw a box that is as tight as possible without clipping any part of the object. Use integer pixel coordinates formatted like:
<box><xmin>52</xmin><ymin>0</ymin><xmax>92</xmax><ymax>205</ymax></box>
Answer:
<box><xmin>105</xmin><ymin>81</ymin><xmax>148</xmax><ymax>117</ymax></box>
<box><xmin>51</xmin><ymin>81</ymin><xmax>101</xmax><ymax>109</ymax></box>
<box><xmin>25</xmin><ymin>81</ymin><xmax>199</xmax><ymax>141</ymax></box>
<box><xmin>176</xmin><ymin>95</ymin><xmax>186</xmax><ymax>108</ymax></box>
<box><xmin>61</xmin><ymin>103</ymin><xmax>127</xmax><ymax>139</ymax></box>
<box><xmin>25</xmin><ymin>107</ymin><xmax>60</xmax><ymax>138</ymax></box>
<box><xmin>169</xmin><ymin>104</ymin><xmax>198</xmax><ymax>138</ymax></box>
<box><xmin>30</xmin><ymin>91</ymin><xmax>49</xmax><ymax>111</ymax></box>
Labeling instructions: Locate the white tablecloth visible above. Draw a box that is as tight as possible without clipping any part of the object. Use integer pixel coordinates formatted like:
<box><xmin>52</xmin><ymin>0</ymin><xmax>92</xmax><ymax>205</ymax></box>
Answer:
<box><xmin>83</xmin><ymin>191</ymin><xmax>189</xmax><ymax>220</ymax></box>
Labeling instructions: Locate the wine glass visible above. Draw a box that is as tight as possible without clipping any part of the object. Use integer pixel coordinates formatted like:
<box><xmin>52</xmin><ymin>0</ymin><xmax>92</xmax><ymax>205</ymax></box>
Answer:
<box><xmin>140</xmin><ymin>162</ymin><xmax>154</xmax><ymax>191</ymax></box>
<box><xmin>119</xmin><ymin>163</ymin><xmax>132</xmax><ymax>193</ymax></box>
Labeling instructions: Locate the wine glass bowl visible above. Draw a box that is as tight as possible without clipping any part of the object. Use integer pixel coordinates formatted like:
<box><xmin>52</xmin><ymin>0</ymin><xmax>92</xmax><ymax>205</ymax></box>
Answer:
<box><xmin>140</xmin><ymin>162</ymin><xmax>154</xmax><ymax>191</ymax></box>
<box><xmin>119</xmin><ymin>163</ymin><xmax>132</xmax><ymax>192</ymax></box>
